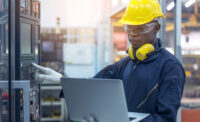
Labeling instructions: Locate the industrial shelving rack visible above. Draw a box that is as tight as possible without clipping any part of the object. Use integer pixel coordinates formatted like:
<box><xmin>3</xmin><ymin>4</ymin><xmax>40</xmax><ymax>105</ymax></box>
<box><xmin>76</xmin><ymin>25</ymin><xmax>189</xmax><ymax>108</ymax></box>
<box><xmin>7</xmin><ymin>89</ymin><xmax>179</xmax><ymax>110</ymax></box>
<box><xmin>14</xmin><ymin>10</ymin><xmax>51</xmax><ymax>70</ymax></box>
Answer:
<box><xmin>40</xmin><ymin>28</ymin><xmax>66</xmax><ymax>122</ymax></box>
<box><xmin>40</xmin><ymin>83</ymin><xmax>65</xmax><ymax>122</ymax></box>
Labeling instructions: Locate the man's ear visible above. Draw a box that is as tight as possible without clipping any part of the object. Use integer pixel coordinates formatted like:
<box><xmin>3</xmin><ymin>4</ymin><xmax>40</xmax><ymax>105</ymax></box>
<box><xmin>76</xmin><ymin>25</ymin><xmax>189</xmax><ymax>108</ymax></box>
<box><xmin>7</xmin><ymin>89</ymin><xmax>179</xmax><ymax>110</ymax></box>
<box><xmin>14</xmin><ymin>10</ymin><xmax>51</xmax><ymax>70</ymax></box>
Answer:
<box><xmin>155</xmin><ymin>23</ymin><xmax>160</xmax><ymax>32</ymax></box>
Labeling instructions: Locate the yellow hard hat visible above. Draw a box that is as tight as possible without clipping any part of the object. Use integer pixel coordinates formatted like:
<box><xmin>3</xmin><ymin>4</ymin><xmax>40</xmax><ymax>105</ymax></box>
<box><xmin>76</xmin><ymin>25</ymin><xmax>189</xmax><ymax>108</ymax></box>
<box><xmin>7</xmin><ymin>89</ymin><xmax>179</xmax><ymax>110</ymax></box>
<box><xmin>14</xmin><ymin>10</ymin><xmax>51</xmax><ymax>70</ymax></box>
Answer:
<box><xmin>119</xmin><ymin>0</ymin><xmax>165</xmax><ymax>25</ymax></box>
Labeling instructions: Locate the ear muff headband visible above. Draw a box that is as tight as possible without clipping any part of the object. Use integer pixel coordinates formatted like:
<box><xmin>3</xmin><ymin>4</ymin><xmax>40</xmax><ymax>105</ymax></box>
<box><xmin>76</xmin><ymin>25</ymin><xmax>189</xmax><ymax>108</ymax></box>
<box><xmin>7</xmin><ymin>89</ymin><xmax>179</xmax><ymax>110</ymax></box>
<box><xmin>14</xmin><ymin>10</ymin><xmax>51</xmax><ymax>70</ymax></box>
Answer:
<box><xmin>128</xmin><ymin>43</ymin><xmax>155</xmax><ymax>61</ymax></box>
<box><xmin>128</xmin><ymin>44</ymin><xmax>135</xmax><ymax>60</ymax></box>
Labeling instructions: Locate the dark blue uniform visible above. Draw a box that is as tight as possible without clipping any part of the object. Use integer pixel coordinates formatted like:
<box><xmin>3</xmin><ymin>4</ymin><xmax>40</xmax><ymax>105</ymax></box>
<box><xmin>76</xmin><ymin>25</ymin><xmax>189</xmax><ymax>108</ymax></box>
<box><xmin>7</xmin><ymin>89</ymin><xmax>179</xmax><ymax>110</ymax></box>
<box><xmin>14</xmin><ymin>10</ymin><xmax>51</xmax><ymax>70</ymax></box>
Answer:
<box><xmin>60</xmin><ymin>39</ymin><xmax>185</xmax><ymax>122</ymax></box>
<box><xmin>94</xmin><ymin>39</ymin><xmax>186</xmax><ymax>122</ymax></box>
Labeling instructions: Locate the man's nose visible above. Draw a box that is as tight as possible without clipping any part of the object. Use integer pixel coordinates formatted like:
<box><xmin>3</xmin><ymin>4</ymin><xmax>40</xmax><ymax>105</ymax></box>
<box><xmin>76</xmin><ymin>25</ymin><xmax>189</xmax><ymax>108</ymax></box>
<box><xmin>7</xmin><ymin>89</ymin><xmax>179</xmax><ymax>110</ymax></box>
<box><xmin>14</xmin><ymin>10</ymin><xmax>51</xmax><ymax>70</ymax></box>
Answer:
<box><xmin>129</xmin><ymin>31</ymin><xmax>139</xmax><ymax>37</ymax></box>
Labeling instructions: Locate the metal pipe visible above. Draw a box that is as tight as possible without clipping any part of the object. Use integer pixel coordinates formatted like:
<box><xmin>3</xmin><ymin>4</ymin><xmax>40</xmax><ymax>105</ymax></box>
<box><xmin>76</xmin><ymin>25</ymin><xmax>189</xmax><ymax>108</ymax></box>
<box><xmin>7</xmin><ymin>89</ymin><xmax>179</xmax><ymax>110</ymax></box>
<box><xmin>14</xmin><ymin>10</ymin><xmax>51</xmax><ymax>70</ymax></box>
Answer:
<box><xmin>174</xmin><ymin>0</ymin><xmax>182</xmax><ymax>63</ymax></box>
<box><xmin>160</xmin><ymin>0</ymin><xmax>166</xmax><ymax>48</ymax></box>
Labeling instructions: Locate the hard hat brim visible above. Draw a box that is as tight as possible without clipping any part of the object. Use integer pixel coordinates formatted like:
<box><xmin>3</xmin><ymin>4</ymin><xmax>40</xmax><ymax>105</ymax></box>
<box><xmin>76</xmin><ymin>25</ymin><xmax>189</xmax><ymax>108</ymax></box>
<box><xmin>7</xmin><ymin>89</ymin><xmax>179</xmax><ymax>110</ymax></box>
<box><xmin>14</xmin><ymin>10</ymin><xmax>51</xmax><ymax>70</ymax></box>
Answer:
<box><xmin>119</xmin><ymin>14</ymin><xmax>165</xmax><ymax>26</ymax></box>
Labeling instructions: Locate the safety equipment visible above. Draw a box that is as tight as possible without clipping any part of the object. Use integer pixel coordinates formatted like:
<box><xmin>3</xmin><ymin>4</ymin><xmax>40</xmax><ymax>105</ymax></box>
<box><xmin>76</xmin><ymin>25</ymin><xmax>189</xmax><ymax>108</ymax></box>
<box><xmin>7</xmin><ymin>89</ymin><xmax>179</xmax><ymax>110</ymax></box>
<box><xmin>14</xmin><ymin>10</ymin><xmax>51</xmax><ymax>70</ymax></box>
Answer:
<box><xmin>32</xmin><ymin>63</ymin><xmax>62</xmax><ymax>83</ymax></box>
<box><xmin>128</xmin><ymin>43</ymin><xmax>155</xmax><ymax>61</ymax></box>
<box><xmin>119</xmin><ymin>0</ymin><xmax>165</xmax><ymax>25</ymax></box>
<box><xmin>125</xmin><ymin>20</ymin><xmax>157</xmax><ymax>34</ymax></box>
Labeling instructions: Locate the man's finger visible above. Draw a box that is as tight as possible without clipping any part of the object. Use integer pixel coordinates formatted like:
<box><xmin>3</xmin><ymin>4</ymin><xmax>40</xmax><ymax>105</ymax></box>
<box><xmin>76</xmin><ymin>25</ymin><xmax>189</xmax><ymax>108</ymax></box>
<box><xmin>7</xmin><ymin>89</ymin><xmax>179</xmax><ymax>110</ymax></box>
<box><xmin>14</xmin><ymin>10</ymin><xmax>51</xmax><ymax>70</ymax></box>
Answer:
<box><xmin>82</xmin><ymin>119</ymin><xmax>87</xmax><ymax>122</ymax></box>
<box><xmin>32</xmin><ymin>63</ymin><xmax>49</xmax><ymax>74</ymax></box>
<box><xmin>38</xmin><ymin>74</ymin><xmax>51</xmax><ymax>81</ymax></box>
<box><xmin>82</xmin><ymin>115</ymin><xmax>96</xmax><ymax>122</ymax></box>
<box><xmin>91</xmin><ymin>114</ymin><xmax>98</xmax><ymax>122</ymax></box>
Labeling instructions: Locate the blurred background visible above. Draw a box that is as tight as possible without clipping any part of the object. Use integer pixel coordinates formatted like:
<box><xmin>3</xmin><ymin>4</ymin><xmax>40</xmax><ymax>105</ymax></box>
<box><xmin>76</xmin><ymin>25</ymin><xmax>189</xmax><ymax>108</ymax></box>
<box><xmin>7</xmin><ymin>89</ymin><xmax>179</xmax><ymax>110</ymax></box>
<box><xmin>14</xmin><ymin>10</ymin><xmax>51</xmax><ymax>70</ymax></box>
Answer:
<box><xmin>40</xmin><ymin>0</ymin><xmax>200</xmax><ymax>121</ymax></box>
<box><xmin>1</xmin><ymin>0</ymin><xmax>200</xmax><ymax>122</ymax></box>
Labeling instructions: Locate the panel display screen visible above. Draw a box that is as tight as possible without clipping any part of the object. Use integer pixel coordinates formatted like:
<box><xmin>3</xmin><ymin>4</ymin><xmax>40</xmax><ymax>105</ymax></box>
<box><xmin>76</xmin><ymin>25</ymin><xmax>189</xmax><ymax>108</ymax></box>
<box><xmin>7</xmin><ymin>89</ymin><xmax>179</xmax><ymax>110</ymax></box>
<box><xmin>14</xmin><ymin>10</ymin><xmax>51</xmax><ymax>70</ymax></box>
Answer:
<box><xmin>20</xmin><ymin>22</ymin><xmax>32</xmax><ymax>54</ymax></box>
<box><xmin>42</xmin><ymin>41</ymin><xmax>54</xmax><ymax>52</ymax></box>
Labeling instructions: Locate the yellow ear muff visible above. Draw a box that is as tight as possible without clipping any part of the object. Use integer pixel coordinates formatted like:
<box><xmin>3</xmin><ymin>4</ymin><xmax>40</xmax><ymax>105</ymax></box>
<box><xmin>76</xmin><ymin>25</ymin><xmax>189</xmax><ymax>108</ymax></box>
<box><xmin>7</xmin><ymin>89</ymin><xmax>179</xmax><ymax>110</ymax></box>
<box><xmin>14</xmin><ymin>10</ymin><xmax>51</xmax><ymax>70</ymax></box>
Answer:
<box><xmin>128</xmin><ymin>43</ymin><xmax>155</xmax><ymax>61</ymax></box>
<box><xmin>128</xmin><ymin>44</ymin><xmax>135</xmax><ymax>60</ymax></box>
<box><xmin>136</xmin><ymin>43</ymin><xmax>155</xmax><ymax>61</ymax></box>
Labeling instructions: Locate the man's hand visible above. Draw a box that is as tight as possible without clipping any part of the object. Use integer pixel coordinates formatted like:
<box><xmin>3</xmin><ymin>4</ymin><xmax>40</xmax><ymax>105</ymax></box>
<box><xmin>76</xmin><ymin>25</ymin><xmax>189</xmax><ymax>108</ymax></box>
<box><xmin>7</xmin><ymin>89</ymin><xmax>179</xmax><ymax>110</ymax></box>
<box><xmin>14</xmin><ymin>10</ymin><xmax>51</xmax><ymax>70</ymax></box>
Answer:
<box><xmin>82</xmin><ymin>114</ymin><xmax>98</xmax><ymax>122</ymax></box>
<box><xmin>32</xmin><ymin>63</ymin><xmax>62</xmax><ymax>83</ymax></box>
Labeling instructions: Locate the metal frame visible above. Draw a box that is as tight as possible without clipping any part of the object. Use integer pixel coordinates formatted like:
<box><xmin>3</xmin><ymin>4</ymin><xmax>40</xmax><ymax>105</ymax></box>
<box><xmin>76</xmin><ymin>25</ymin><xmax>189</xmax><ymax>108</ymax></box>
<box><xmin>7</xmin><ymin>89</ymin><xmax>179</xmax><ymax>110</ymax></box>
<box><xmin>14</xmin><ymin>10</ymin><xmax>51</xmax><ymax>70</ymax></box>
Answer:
<box><xmin>160</xmin><ymin>0</ymin><xmax>166</xmax><ymax>48</ymax></box>
<box><xmin>174</xmin><ymin>0</ymin><xmax>182</xmax><ymax>63</ymax></box>
<box><xmin>0</xmin><ymin>80</ymin><xmax>30</xmax><ymax>122</ymax></box>
<box><xmin>176</xmin><ymin>107</ymin><xmax>181</xmax><ymax>122</ymax></box>
<box><xmin>8</xmin><ymin>0</ymin><xmax>12</xmax><ymax>121</ymax></box>
<box><xmin>175</xmin><ymin>1</ymin><xmax>182</xmax><ymax>121</ymax></box>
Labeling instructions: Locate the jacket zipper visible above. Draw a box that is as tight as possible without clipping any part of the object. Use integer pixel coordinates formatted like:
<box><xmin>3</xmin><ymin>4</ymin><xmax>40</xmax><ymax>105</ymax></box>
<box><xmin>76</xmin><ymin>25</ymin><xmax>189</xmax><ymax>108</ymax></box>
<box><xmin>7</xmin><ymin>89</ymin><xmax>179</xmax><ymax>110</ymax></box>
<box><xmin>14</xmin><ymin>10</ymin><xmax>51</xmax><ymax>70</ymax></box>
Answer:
<box><xmin>127</xmin><ymin>62</ymin><xmax>139</xmax><ymax>106</ymax></box>
<box><xmin>137</xmin><ymin>83</ymin><xmax>159</xmax><ymax>109</ymax></box>
<box><xmin>133</xmin><ymin>64</ymin><xmax>137</xmax><ymax>69</ymax></box>
<box><xmin>133</xmin><ymin>61</ymin><xmax>139</xmax><ymax>69</ymax></box>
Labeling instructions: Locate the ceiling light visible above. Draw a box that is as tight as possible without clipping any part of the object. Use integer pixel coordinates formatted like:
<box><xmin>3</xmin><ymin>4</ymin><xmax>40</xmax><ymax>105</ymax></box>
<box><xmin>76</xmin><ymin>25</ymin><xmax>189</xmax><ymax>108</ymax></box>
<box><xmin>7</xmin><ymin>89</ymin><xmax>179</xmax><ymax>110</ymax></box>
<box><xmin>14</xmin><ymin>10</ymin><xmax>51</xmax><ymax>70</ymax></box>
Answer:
<box><xmin>167</xmin><ymin>1</ymin><xmax>175</xmax><ymax>11</ymax></box>
<box><xmin>185</xmin><ymin>0</ymin><xmax>196</xmax><ymax>8</ymax></box>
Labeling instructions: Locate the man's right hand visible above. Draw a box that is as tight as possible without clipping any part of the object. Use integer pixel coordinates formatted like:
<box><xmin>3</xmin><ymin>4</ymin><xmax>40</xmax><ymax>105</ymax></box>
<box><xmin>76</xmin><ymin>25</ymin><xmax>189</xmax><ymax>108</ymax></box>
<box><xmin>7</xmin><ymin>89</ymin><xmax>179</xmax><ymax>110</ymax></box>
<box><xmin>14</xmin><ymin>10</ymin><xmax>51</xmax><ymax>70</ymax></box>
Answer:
<box><xmin>32</xmin><ymin>63</ymin><xmax>62</xmax><ymax>83</ymax></box>
<box><xmin>82</xmin><ymin>114</ymin><xmax>98</xmax><ymax>122</ymax></box>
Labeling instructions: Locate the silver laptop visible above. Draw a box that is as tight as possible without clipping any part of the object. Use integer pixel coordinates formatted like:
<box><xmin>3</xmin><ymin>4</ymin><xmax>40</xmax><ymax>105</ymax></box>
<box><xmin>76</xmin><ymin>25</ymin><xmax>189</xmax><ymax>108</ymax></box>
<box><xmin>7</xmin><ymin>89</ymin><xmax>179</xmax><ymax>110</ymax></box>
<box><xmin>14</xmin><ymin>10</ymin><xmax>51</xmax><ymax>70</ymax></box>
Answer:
<box><xmin>61</xmin><ymin>78</ymin><xmax>149</xmax><ymax>122</ymax></box>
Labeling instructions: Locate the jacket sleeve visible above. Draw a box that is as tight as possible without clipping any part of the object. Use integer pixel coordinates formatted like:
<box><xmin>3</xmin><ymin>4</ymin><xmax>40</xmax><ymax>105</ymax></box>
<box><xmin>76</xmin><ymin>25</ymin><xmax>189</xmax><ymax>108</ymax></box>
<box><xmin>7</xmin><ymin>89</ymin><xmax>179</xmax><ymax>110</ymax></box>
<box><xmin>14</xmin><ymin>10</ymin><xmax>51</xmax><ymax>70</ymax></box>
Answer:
<box><xmin>93</xmin><ymin>64</ymin><xmax>117</xmax><ymax>79</ymax></box>
<box><xmin>94</xmin><ymin>57</ymin><xmax>130</xmax><ymax>79</ymax></box>
<box><xmin>60</xmin><ymin>60</ymin><xmax>122</xmax><ymax>98</ymax></box>
<box><xmin>141</xmin><ymin>61</ymin><xmax>186</xmax><ymax>122</ymax></box>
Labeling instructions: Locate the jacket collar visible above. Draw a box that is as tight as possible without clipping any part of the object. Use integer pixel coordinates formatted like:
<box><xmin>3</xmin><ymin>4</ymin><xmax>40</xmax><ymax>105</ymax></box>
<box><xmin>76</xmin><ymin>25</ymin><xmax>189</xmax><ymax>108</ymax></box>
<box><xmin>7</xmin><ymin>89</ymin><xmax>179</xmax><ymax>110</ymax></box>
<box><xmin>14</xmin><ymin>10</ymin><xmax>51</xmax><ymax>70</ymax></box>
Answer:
<box><xmin>131</xmin><ymin>38</ymin><xmax>162</xmax><ymax>63</ymax></box>
<box><xmin>142</xmin><ymin>38</ymin><xmax>162</xmax><ymax>63</ymax></box>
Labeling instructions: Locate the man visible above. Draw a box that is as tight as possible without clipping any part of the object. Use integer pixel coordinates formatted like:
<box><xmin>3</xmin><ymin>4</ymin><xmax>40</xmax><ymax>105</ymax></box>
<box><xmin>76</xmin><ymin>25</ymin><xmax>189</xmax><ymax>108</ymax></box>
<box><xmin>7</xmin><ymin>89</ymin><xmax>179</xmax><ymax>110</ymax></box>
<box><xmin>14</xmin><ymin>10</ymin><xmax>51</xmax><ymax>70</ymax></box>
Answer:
<box><xmin>33</xmin><ymin>0</ymin><xmax>185</xmax><ymax>121</ymax></box>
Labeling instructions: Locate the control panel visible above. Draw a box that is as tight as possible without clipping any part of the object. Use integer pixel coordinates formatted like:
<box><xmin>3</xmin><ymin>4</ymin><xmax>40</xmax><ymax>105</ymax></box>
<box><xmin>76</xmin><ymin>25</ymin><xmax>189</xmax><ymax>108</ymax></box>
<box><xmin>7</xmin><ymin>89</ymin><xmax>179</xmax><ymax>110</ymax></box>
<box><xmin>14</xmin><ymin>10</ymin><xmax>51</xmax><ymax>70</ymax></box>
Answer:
<box><xmin>19</xmin><ymin>0</ymin><xmax>41</xmax><ymax>121</ymax></box>
<box><xmin>0</xmin><ymin>0</ymin><xmax>41</xmax><ymax>121</ymax></box>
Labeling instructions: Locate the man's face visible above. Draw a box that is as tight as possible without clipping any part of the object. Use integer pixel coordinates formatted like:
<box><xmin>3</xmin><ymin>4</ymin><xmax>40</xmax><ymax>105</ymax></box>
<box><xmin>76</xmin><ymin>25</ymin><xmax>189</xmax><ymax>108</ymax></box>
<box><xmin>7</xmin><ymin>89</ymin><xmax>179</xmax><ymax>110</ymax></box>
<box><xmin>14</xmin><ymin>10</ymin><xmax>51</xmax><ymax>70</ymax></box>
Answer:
<box><xmin>126</xmin><ymin>20</ymin><xmax>160</xmax><ymax>50</ymax></box>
